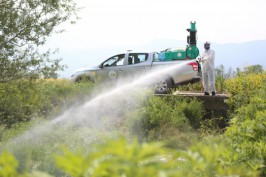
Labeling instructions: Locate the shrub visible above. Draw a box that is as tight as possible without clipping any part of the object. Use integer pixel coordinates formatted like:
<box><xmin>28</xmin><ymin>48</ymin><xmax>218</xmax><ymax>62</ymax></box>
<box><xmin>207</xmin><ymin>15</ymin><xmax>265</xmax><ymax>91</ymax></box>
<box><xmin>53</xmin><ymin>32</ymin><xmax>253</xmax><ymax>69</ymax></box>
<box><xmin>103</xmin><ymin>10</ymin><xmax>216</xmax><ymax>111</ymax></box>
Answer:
<box><xmin>143</xmin><ymin>96</ymin><xmax>204</xmax><ymax>129</ymax></box>
<box><xmin>223</xmin><ymin>80</ymin><xmax>266</xmax><ymax>175</ymax></box>
<box><xmin>177</xmin><ymin>142</ymin><xmax>258</xmax><ymax>177</ymax></box>
<box><xmin>0</xmin><ymin>151</ymin><xmax>54</xmax><ymax>177</ymax></box>
<box><xmin>55</xmin><ymin>137</ymin><xmax>180</xmax><ymax>177</ymax></box>
<box><xmin>38</xmin><ymin>79</ymin><xmax>94</xmax><ymax>118</ymax></box>
<box><xmin>0</xmin><ymin>79</ymin><xmax>94</xmax><ymax>127</ymax></box>
<box><xmin>127</xmin><ymin>95</ymin><xmax>204</xmax><ymax>148</ymax></box>
<box><xmin>0</xmin><ymin>137</ymin><xmax>259</xmax><ymax>177</ymax></box>
<box><xmin>55</xmin><ymin>137</ymin><xmax>166</xmax><ymax>177</ymax></box>
<box><xmin>0</xmin><ymin>80</ymin><xmax>43</xmax><ymax>126</ymax></box>
<box><xmin>225</xmin><ymin>73</ymin><xmax>266</xmax><ymax>110</ymax></box>
<box><xmin>0</xmin><ymin>151</ymin><xmax>18</xmax><ymax>177</ymax></box>
<box><xmin>55</xmin><ymin>137</ymin><xmax>259</xmax><ymax>177</ymax></box>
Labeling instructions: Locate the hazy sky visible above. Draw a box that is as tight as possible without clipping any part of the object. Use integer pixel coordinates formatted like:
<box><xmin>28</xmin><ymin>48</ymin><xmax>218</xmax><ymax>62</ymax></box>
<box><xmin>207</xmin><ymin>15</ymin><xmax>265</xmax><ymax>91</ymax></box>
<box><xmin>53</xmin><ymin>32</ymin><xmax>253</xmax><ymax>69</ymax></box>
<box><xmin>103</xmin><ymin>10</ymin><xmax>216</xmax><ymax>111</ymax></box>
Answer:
<box><xmin>45</xmin><ymin>0</ymin><xmax>266</xmax><ymax>77</ymax></box>
<box><xmin>48</xmin><ymin>0</ymin><xmax>266</xmax><ymax>49</ymax></box>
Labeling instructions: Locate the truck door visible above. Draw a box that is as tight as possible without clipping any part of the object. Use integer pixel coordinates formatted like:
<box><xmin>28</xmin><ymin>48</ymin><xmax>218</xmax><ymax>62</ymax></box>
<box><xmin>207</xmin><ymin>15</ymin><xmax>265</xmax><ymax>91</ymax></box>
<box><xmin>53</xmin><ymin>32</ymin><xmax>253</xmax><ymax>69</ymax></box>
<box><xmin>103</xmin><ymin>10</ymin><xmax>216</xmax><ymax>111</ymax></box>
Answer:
<box><xmin>124</xmin><ymin>53</ymin><xmax>151</xmax><ymax>78</ymax></box>
<box><xmin>97</xmin><ymin>54</ymin><xmax>126</xmax><ymax>82</ymax></box>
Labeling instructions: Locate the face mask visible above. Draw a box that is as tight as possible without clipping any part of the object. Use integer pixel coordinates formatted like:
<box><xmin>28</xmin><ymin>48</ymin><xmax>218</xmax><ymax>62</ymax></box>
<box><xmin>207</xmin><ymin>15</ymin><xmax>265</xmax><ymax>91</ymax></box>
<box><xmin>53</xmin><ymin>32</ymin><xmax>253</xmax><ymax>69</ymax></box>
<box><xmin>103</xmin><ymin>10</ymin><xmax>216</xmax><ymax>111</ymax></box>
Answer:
<box><xmin>204</xmin><ymin>44</ymin><xmax>210</xmax><ymax>50</ymax></box>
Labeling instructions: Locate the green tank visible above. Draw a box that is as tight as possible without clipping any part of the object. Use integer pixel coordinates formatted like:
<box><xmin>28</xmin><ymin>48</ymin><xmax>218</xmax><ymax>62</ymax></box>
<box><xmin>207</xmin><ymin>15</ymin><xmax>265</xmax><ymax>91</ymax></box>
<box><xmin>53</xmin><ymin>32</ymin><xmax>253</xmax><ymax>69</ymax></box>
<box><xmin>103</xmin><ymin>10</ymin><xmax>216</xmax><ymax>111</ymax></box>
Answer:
<box><xmin>164</xmin><ymin>48</ymin><xmax>186</xmax><ymax>60</ymax></box>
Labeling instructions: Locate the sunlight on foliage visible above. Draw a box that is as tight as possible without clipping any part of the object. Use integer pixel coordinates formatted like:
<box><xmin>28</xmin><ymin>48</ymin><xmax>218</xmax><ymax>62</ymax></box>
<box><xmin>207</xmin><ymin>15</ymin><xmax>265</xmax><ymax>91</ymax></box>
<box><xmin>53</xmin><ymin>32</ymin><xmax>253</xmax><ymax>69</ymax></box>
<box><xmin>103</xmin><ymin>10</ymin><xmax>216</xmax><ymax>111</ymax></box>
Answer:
<box><xmin>55</xmin><ymin>137</ymin><xmax>259</xmax><ymax>177</ymax></box>
<box><xmin>224</xmin><ymin>81</ymin><xmax>266</xmax><ymax>175</ymax></box>
<box><xmin>178</xmin><ymin>142</ymin><xmax>258</xmax><ymax>177</ymax></box>
<box><xmin>225</xmin><ymin>73</ymin><xmax>266</xmax><ymax>109</ymax></box>
<box><xmin>0</xmin><ymin>151</ymin><xmax>18</xmax><ymax>177</ymax></box>
<box><xmin>56</xmin><ymin>137</ymin><xmax>179</xmax><ymax>177</ymax></box>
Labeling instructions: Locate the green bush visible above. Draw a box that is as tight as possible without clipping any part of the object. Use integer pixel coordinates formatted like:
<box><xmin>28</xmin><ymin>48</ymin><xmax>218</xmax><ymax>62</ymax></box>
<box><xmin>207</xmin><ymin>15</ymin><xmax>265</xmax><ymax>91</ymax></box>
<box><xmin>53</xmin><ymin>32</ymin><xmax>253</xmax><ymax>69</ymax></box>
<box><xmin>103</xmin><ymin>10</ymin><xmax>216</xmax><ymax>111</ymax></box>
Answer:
<box><xmin>55</xmin><ymin>137</ymin><xmax>181</xmax><ymax>177</ymax></box>
<box><xmin>0</xmin><ymin>151</ymin><xmax>18</xmax><ymax>177</ymax></box>
<box><xmin>38</xmin><ymin>79</ymin><xmax>94</xmax><ymax>118</ymax></box>
<box><xmin>55</xmin><ymin>137</ymin><xmax>259</xmax><ymax>177</ymax></box>
<box><xmin>146</xmin><ymin>96</ymin><xmax>204</xmax><ymax>128</ymax></box>
<box><xmin>0</xmin><ymin>136</ymin><xmax>260</xmax><ymax>177</ymax></box>
<box><xmin>143</xmin><ymin>96</ymin><xmax>188</xmax><ymax>129</ymax></box>
<box><xmin>0</xmin><ymin>79</ymin><xmax>94</xmax><ymax>127</ymax></box>
<box><xmin>225</xmin><ymin>73</ymin><xmax>266</xmax><ymax>109</ymax></box>
<box><xmin>177</xmin><ymin>141</ymin><xmax>258</xmax><ymax>177</ymax></box>
<box><xmin>127</xmin><ymin>95</ymin><xmax>204</xmax><ymax>148</ymax></box>
<box><xmin>0</xmin><ymin>80</ymin><xmax>43</xmax><ymax>126</ymax></box>
<box><xmin>0</xmin><ymin>151</ymin><xmax>54</xmax><ymax>177</ymax></box>
<box><xmin>223</xmin><ymin>82</ymin><xmax>266</xmax><ymax>175</ymax></box>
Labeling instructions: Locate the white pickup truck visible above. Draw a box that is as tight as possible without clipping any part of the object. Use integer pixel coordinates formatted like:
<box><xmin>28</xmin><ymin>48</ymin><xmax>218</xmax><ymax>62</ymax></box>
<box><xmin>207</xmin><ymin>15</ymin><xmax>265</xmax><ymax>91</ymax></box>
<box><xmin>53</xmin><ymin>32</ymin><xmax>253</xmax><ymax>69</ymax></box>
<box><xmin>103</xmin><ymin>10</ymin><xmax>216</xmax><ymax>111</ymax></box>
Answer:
<box><xmin>71</xmin><ymin>51</ymin><xmax>201</xmax><ymax>94</ymax></box>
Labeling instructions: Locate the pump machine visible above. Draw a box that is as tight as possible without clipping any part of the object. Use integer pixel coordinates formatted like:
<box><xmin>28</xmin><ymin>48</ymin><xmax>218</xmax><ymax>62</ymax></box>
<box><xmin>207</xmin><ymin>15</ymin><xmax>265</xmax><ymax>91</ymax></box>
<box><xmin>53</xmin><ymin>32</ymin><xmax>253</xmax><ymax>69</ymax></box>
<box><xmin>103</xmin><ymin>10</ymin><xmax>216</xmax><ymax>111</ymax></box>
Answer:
<box><xmin>158</xmin><ymin>22</ymin><xmax>199</xmax><ymax>60</ymax></box>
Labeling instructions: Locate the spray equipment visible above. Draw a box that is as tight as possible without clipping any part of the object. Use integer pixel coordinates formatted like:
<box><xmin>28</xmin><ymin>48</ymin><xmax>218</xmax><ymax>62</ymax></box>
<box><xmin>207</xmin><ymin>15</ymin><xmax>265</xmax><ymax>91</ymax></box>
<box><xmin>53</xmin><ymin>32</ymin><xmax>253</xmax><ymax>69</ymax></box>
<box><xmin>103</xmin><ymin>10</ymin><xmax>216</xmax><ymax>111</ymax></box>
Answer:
<box><xmin>187</xmin><ymin>21</ymin><xmax>197</xmax><ymax>45</ymax></box>
<box><xmin>186</xmin><ymin>21</ymin><xmax>199</xmax><ymax>59</ymax></box>
<box><xmin>158</xmin><ymin>21</ymin><xmax>200</xmax><ymax>61</ymax></box>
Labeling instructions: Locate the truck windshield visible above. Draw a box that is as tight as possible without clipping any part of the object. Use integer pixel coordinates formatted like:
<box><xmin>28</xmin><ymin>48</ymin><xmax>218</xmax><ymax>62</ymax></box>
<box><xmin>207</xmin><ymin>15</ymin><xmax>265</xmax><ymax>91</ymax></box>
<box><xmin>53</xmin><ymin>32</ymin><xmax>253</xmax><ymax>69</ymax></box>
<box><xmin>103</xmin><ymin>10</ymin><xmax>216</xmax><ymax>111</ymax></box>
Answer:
<box><xmin>103</xmin><ymin>54</ymin><xmax>125</xmax><ymax>67</ymax></box>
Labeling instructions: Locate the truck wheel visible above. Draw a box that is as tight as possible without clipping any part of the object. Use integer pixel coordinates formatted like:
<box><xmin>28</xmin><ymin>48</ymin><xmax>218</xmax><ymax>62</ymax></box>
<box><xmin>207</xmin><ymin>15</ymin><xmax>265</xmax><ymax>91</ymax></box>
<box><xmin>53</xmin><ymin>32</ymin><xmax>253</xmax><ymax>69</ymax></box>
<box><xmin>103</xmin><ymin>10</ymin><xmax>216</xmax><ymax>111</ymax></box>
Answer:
<box><xmin>154</xmin><ymin>78</ymin><xmax>172</xmax><ymax>94</ymax></box>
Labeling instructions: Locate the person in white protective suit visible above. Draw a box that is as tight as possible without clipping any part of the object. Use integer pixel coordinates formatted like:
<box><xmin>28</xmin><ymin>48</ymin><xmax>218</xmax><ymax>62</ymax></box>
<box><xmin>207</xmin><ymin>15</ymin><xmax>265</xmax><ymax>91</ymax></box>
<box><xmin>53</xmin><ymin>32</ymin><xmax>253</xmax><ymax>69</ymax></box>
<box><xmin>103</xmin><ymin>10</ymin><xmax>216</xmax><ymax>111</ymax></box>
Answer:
<box><xmin>199</xmin><ymin>41</ymin><xmax>216</xmax><ymax>96</ymax></box>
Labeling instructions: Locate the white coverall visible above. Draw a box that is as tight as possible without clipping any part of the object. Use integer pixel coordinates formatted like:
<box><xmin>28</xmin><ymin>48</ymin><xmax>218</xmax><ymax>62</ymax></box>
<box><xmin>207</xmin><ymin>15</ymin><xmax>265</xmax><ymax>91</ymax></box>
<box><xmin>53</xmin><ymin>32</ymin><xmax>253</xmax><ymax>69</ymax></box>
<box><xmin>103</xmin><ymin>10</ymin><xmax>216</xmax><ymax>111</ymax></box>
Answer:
<box><xmin>201</xmin><ymin>49</ymin><xmax>215</xmax><ymax>93</ymax></box>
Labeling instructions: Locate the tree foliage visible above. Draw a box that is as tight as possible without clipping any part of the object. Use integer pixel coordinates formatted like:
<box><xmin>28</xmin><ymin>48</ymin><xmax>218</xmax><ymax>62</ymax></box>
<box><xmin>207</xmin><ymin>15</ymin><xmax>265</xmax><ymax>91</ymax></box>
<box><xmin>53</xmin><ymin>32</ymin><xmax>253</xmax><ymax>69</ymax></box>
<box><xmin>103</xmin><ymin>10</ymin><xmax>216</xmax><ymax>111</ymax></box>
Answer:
<box><xmin>0</xmin><ymin>79</ymin><xmax>94</xmax><ymax>127</ymax></box>
<box><xmin>224</xmin><ymin>76</ymin><xmax>266</xmax><ymax>176</ymax></box>
<box><xmin>0</xmin><ymin>0</ymin><xmax>78</xmax><ymax>81</ymax></box>
<box><xmin>225</xmin><ymin>73</ymin><xmax>266</xmax><ymax>109</ymax></box>
<box><xmin>243</xmin><ymin>64</ymin><xmax>264</xmax><ymax>75</ymax></box>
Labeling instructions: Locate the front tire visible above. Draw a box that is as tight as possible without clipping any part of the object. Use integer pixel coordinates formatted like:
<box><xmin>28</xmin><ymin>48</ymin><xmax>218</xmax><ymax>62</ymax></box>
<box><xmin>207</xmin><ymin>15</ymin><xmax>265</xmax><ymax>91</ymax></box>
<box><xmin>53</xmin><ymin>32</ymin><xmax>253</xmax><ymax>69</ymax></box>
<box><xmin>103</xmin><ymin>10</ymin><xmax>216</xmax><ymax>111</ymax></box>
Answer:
<box><xmin>154</xmin><ymin>78</ymin><xmax>173</xmax><ymax>94</ymax></box>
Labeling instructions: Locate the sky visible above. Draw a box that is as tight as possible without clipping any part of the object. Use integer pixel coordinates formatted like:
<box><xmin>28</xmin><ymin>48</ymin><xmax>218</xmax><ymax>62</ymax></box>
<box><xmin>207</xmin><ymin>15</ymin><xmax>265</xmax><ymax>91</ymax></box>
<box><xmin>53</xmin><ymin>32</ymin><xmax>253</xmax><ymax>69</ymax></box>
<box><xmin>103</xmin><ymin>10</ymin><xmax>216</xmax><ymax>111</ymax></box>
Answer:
<box><xmin>45</xmin><ymin>0</ymin><xmax>266</xmax><ymax>77</ymax></box>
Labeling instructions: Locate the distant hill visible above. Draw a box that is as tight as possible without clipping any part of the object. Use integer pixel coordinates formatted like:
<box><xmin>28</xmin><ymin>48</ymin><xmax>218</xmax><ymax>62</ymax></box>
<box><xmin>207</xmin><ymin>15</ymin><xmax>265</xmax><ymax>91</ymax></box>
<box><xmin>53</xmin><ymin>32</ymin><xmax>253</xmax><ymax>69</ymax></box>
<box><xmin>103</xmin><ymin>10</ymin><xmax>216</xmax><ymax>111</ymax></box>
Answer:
<box><xmin>212</xmin><ymin>40</ymin><xmax>266</xmax><ymax>70</ymax></box>
<box><xmin>139</xmin><ymin>39</ymin><xmax>266</xmax><ymax>70</ymax></box>
<box><xmin>58</xmin><ymin>40</ymin><xmax>266</xmax><ymax>78</ymax></box>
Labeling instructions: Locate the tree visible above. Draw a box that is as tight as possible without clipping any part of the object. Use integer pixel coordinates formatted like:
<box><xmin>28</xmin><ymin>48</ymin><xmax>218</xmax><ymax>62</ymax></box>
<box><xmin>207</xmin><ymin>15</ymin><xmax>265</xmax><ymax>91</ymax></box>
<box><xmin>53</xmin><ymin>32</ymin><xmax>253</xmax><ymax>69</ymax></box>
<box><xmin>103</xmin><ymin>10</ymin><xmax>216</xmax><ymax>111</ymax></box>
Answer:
<box><xmin>0</xmin><ymin>0</ymin><xmax>78</xmax><ymax>82</ymax></box>
<box><xmin>244</xmin><ymin>64</ymin><xmax>263</xmax><ymax>74</ymax></box>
